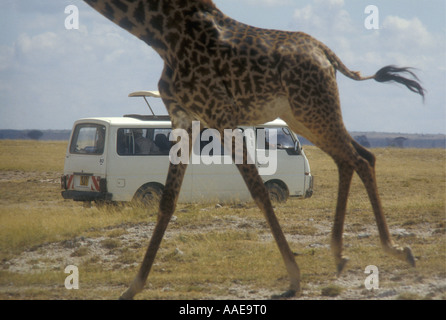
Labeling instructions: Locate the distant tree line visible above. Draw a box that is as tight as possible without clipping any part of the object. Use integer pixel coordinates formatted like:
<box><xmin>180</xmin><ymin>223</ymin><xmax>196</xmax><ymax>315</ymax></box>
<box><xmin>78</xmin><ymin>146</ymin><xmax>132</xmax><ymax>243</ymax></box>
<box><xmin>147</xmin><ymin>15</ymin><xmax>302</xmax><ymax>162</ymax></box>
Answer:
<box><xmin>27</xmin><ymin>130</ymin><xmax>44</xmax><ymax>140</ymax></box>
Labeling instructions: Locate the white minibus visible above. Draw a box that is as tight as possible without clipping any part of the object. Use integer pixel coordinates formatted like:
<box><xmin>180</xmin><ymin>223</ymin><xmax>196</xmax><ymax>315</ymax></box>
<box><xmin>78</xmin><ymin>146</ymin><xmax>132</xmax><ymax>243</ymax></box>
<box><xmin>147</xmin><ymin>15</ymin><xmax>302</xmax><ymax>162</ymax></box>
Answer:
<box><xmin>61</xmin><ymin>92</ymin><xmax>313</xmax><ymax>207</ymax></box>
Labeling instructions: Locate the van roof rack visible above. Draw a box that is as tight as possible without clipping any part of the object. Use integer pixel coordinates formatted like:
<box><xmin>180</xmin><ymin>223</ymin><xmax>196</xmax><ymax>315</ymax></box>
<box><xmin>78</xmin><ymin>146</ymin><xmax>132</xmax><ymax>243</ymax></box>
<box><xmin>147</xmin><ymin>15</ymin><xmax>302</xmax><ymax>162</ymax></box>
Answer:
<box><xmin>128</xmin><ymin>90</ymin><xmax>163</xmax><ymax>117</ymax></box>
<box><xmin>123</xmin><ymin>114</ymin><xmax>171</xmax><ymax>121</ymax></box>
<box><xmin>128</xmin><ymin>91</ymin><xmax>161</xmax><ymax>98</ymax></box>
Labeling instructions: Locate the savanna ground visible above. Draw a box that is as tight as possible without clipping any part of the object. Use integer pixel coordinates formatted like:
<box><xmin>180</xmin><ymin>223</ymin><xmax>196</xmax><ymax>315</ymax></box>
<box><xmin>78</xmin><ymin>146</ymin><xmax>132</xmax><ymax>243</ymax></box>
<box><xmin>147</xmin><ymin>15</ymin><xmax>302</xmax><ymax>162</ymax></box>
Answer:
<box><xmin>0</xmin><ymin>140</ymin><xmax>445</xmax><ymax>300</ymax></box>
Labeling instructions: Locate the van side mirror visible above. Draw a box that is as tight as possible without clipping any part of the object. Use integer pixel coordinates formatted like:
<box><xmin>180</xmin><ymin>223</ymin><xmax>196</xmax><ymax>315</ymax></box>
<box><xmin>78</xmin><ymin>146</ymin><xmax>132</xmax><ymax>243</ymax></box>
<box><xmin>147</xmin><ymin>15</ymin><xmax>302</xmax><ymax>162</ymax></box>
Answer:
<box><xmin>294</xmin><ymin>140</ymin><xmax>301</xmax><ymax>152</ymax></box>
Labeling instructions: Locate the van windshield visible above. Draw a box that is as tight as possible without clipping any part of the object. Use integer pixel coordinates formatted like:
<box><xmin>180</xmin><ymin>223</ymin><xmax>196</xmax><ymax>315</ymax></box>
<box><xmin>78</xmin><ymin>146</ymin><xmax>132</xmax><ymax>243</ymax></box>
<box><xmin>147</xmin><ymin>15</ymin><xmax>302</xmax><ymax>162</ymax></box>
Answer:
<box><xmin>257</xmin><ymin>127</ymin><xmax>296</xmax><ymax>149</ymax></box>
<box><xmin>70</xmin><ymin>124</ymin><xmax>106</xmax><ymax>155</ymax></box>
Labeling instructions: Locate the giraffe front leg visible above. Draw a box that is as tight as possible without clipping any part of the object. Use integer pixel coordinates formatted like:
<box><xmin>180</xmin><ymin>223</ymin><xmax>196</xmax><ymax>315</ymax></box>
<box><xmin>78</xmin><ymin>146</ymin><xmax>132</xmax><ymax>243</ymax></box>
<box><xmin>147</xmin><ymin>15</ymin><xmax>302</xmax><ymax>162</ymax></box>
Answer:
<box><xmin>120</xmin><ymin>162</ymin><xmax>188</xmax><ymax>300</ymax></box>
<box><xmin>120</xmin><ymin>105</ymin><xmax>193</xmax><ymax>299</ymax></box>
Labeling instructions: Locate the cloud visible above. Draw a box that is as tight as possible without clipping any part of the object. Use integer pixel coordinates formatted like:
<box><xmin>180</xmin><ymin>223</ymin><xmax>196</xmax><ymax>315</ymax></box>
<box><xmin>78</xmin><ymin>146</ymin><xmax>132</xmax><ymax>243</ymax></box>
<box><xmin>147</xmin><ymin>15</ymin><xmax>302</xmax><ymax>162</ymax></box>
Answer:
<box><xmin>0</xmin><ymin>5</ymin><xmax>163</xmax><ymax>130</ymax></box>
<box><xmin>291</xmin><ymin>0</ymin><xmax>357</xmax><ymax>69</ymax></box>
<box><xmin>382</xmin><ymin>16</ymin><xmax>436</xmax><ymax>57</ymax></box>
<box><xmin>0</xmin><ymin>0</ymin><xmax>444</xmax><ymax>133</ymax></box>
<box><xmin>0</xmin><ymin>45</ymin><xmax>13</xmax><ymax>71</ymax></box>
<box><xmin>287</xmin><ymin>0</ymin><xmax>444</xmax><ymax>133</ymax></box>
<box><xmin>293</xmin><ymin>0</ymin><xmax>351</xmax><ymax>36</ymax></box>
<box><xmin>291</xmin><ymin>1</ymin><xmax>440</xmax><ymax>69</ymax></box>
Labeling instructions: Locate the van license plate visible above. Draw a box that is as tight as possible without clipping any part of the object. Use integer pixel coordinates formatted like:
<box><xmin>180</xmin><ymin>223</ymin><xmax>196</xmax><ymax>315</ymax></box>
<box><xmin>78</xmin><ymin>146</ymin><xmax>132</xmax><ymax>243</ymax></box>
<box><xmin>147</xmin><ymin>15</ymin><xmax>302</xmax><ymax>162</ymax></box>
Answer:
<box><xmin>80</xmin><ymin>176</ymin><xmax>89</xmax><ymax>186</ymax></box>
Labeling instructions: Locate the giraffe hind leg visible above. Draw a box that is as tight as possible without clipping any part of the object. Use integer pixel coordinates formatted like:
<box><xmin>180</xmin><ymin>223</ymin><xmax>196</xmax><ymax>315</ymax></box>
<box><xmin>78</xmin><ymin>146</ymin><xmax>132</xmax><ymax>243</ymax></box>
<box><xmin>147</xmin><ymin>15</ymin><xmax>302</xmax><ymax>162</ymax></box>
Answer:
<box><xmin>350</xmin><ymin>141</ymin><xmax>415</xmax><ymax>267</ymax></box>
<box><xmin>331</xmin><ymin>161</ymin><xmax>354</xmax><ymax>276</ymax></box>
<box><xmin>236</xmin><ymin>162</ymin><xmax>301</xmax><ymax>297</ymax></box>
<box><xmin>329</xmin><ymin>140</ymin><xmax>415</xmax><ymax>277</ymax></box>
<box><xmin>226</xmin><ymin>130</ymin><xmax>301</xmax><ymax>297</ymax></box>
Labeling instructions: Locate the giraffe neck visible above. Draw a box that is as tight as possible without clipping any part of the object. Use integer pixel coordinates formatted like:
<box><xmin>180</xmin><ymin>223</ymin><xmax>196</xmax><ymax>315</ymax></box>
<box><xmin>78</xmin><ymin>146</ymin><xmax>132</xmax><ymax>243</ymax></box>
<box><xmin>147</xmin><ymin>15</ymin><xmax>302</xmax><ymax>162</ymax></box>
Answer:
<box><xmin>84</xmin><ymin>0</ymin><xmax>219</xmax><ymax>63</ymax></box>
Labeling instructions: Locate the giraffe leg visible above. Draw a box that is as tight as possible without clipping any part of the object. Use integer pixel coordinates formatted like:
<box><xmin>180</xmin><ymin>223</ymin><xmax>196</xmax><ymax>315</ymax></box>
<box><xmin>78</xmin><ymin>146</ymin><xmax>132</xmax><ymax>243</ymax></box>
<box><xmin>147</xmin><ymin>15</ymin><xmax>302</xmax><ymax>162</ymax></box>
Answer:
<box><xmin>221</xmin><ymin>128</ymin><xmax>300</xmax><ymax>297</ymax></box>
<box><xmin>120</xmin><ymin>99</ymin><xmax>193</xmax><ymax>299</ymax></box>
<box><xmin>351</xmin><ymin>141</ymin><xmax>415</xmax><ymax>267</ymax></box>
<box><xmin>236</xmin><ymin>162</ymin><xmax>301</xmax><ymax>297</ymax></box>
<box><xmin>283</xmin><ymin>62</ymin><xmax>415</xmax><ymax>271</ymax></box>
<box><xmin>120</xmin><ymin>162</ymin><xmax>188</xmax><ymax>300</ymax></box>
<box><xmin>331</xmin><ymin>161</ymin><xmax>354</xmax><ymax>276</ymax></box>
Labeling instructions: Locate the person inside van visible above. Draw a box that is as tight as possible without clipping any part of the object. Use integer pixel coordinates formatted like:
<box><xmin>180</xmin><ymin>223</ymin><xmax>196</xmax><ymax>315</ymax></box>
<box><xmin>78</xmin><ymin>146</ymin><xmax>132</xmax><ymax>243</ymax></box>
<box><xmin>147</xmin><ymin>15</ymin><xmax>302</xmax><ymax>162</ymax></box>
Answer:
<box><xmin>134</xmin><ymin>129</ymin><xmax>160</xmax><ymax>155</ymax></box>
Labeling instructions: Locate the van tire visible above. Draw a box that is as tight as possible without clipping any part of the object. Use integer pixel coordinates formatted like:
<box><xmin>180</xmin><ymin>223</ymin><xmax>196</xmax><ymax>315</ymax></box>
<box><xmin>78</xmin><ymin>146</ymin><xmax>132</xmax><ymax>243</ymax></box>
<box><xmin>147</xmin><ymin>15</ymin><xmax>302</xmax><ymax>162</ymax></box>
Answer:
<box><xmin>265</xmin><ymin>181</ymin><xmax>288</xmax><ymax>203</ymax></box>
<box><xmin>133</xmin><ymin>183</ymin><xmax>163</xmax><ymax>209</ymax></box>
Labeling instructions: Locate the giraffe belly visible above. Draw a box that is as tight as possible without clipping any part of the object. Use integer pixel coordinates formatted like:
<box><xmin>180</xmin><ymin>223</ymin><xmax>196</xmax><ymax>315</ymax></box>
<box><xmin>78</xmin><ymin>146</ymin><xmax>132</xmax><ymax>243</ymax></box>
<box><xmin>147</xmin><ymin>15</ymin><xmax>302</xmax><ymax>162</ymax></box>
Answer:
<box><xmin>239</xmin><ymin>95</ymin><xmax>291</xmax><ymax>125</ymax></box>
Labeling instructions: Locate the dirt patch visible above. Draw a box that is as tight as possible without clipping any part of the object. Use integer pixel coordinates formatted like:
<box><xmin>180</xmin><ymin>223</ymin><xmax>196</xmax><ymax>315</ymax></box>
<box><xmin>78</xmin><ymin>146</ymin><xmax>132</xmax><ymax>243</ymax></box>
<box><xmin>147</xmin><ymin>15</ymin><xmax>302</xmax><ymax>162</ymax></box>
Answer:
<box><xmin>3</xmin><ymin>214</ymin><xmax>445</xmax><ymax>300</ymax></box>
<box><xmin>0</xmin><ymin>170</ymin><xmax>59</xmax><ymax>184</ymax></box>
<box><xmin>1</xmin><ymin>163</ymin><xmax>445</xmax><ymax>300</ymax></box>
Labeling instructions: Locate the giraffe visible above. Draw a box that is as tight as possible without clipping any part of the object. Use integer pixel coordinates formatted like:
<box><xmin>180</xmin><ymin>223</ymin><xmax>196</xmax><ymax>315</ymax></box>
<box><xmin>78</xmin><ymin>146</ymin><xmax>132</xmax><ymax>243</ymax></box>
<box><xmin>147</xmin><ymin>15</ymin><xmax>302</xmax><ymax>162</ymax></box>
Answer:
<box><xmin>83</xmin><ymin>0</ymin><xmax>424</xmax><ymax>299</ymax></box>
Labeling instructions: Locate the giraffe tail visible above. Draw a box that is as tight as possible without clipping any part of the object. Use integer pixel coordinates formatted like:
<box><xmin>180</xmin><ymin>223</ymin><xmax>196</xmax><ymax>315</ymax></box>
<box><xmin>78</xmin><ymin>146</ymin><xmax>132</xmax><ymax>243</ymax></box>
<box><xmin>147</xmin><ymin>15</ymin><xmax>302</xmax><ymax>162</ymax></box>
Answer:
<box><xmin>372</xmin><ymin>65</ymin><xmax>425</xmax><ymax>99</ymax></box>
<box><xmin>322</xmin><ymin>45</ymin><xmax>425</xmax><ymax>99</ymax></box>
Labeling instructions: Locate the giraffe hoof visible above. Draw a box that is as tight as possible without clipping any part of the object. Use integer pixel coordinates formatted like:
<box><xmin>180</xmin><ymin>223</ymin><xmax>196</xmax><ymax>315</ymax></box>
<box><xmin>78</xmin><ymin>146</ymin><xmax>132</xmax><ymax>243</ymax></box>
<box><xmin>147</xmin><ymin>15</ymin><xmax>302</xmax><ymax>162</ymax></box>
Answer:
<box><xmin>271</xmin><ymin>289</ymin><xmax>297</xmax><ymax>299</ymax></box>
<box><xmin>336</xmin><ymin>257</ymin><xmax>349</xmax><ymax>277</ymax></box>
<box><xmin>119</xmin><ymin>286</ymin><xmax>138</xmax><ymax>300</ymax></box>
<box><xmin>404</xmin><ymin>246</ymin><xmax>416</xmax><ymax>267</ymax></box>
<box><xmin>119</xmin><ymin>291</ymin><xmax>134</xmax><ymax>300</ymax></box>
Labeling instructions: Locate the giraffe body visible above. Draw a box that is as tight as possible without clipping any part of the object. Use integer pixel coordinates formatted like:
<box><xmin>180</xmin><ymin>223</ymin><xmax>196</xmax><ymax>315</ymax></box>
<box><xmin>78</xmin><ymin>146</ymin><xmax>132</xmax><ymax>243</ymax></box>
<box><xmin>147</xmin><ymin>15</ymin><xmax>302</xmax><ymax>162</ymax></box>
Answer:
<box><xmin>83</xmin><ymin>0</ymin><xmax>423</xmax><ymax>299</ymax></box>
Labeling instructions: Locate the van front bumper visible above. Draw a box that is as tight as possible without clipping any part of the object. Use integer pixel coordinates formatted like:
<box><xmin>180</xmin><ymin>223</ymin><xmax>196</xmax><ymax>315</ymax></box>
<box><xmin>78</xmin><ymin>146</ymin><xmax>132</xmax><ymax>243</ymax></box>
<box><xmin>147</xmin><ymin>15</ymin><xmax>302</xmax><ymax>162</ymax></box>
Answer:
<box><xmin>61</xmin><ymin>190</ymin><xmax>112</xmax><ymax>202</ymax></box>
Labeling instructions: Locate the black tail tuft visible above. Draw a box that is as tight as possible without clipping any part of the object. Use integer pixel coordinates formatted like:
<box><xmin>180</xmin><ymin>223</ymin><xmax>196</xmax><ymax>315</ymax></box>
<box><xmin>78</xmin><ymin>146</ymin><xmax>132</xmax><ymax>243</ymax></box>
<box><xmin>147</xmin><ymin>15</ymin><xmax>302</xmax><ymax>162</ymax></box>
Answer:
<box><xmin>374</xmin><ymin>65</ymin><xmax>425</xmax><ymax>100</ymax></box>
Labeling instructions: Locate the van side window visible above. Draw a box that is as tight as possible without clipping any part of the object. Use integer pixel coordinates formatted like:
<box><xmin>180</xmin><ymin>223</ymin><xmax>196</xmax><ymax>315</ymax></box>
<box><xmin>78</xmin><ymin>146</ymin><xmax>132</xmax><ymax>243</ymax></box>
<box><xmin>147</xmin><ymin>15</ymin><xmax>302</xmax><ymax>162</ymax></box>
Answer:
<box><xmin>70</xmin><ymin>124</ymin><xmax>106</xmax><ymax>155</ymax></box>
<box><xmin>117</xmin><ymin>128</ymin><xmax>171</xmax><ymax>156</ymax></box>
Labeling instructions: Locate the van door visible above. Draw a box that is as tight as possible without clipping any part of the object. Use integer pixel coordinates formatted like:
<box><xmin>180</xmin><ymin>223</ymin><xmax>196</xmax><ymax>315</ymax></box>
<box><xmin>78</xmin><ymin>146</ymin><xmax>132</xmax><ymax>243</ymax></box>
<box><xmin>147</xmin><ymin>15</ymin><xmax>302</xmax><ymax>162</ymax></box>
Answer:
<box><xmin>189</xmin><ymin>129</ymin><xmax>250</xmax><ymax>203</ymax></box>
<box><xmin>63</xmin><ymin>122</ymin><xmax>107</xmax><ymax>196</ymax></box>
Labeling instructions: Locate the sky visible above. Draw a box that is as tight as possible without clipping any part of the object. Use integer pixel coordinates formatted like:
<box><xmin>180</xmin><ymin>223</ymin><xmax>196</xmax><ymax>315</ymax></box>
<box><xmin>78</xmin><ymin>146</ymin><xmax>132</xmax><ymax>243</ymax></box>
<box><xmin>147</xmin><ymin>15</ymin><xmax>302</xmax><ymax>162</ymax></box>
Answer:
<box><xmin>0</xmin><ymin>0</ymin><xmax>445</xmax><ymax>134</ymax></box>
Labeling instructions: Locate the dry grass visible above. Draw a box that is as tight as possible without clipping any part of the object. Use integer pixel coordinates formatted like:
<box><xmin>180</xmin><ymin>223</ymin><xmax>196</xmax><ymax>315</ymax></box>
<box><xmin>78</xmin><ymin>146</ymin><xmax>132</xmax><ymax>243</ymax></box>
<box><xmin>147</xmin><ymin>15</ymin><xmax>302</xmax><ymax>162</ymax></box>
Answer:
<box><xmin>0</xmin><ymin>140</ymin><xmax>66</xmax><ymax>172</ymax></box>
<box><xmin>0</xmin><ymin>140</ymin><xmax>445</xmax><ymax>300</ymax></box>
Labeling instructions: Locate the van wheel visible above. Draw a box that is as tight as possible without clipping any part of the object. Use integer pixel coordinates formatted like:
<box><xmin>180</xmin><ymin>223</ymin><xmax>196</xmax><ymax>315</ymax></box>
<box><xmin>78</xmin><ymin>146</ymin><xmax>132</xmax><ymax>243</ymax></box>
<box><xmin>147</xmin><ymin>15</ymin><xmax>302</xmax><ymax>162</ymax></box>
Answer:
<box><xmin>134</xmin><ymin>184</ymin><xmax>163</xmax><ymax>209</ymax></box>
<box><xmin>265</xmin><ymin>182</ymin><xmax>288</xmax><ymax>203</ymax></box>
